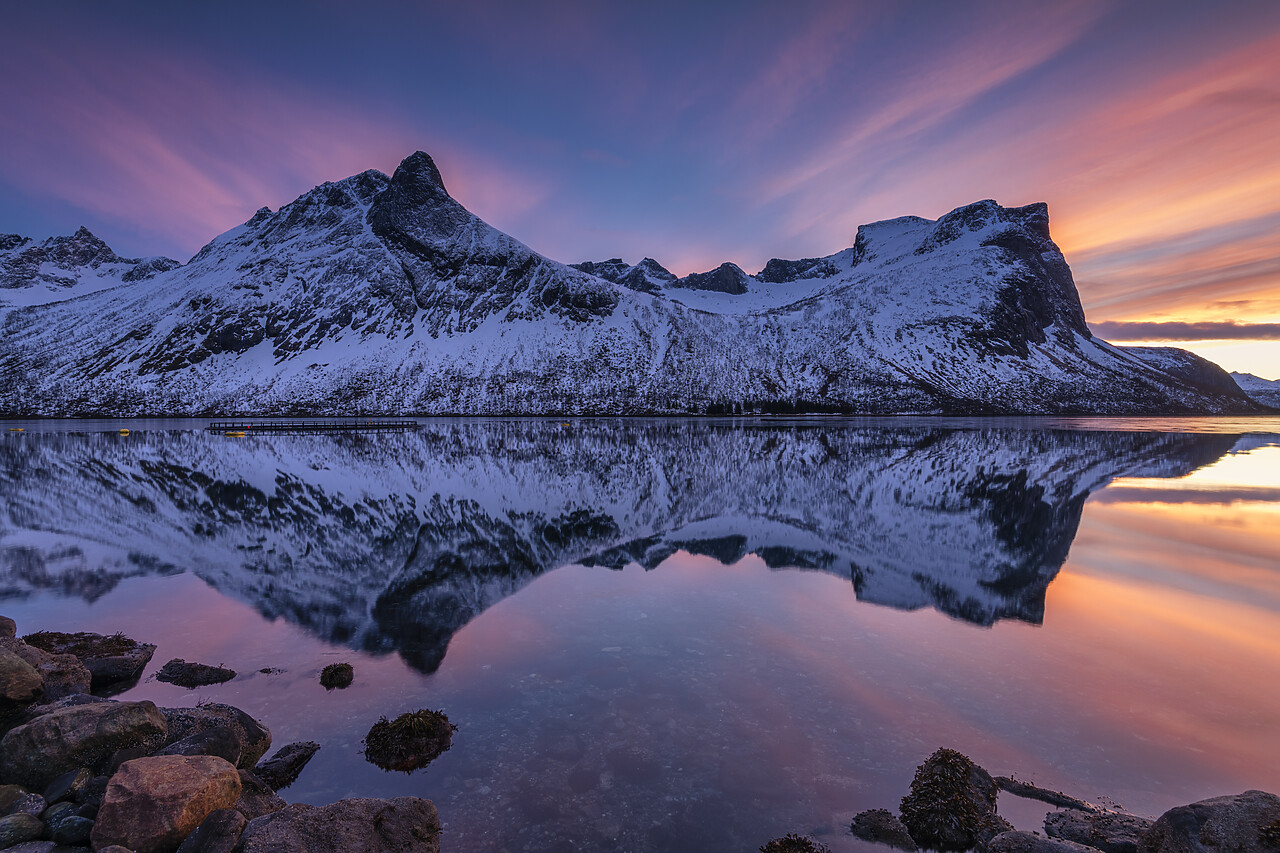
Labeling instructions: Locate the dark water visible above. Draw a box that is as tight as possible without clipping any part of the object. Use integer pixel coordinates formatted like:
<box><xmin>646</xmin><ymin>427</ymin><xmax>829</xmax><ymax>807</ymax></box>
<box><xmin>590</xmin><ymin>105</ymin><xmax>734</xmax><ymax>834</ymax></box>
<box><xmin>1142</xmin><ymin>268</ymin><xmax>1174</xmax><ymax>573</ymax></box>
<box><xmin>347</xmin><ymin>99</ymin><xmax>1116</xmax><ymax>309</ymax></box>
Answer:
<box><xmin>2</xmin><ymin>418</ymin><xmax>1279</xmax><ymax>852</ymax></box>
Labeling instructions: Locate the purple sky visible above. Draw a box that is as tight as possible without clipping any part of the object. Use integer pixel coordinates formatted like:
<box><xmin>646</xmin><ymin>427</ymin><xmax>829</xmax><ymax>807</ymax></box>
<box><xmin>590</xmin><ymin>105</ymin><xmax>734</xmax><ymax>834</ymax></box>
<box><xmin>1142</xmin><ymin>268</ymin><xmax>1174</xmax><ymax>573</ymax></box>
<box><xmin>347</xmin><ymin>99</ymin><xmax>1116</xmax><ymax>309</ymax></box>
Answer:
<box><xmin>3</xmin><ymin>1</ymin><xmax>1279</xmax><ymax>374</ymax></box>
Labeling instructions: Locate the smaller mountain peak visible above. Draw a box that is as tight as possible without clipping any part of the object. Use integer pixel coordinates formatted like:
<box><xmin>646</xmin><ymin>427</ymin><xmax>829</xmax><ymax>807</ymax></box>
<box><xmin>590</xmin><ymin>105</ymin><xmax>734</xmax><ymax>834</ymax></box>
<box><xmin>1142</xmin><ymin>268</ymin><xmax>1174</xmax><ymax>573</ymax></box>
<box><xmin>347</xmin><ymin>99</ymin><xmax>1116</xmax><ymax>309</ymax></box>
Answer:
<box><xmin>672</xmin><ymin>261</ymin><xmax>750</xmax><ymax>295</ymax></box>
<box><xmin>246</xmin><ymin>207</ymin><xmax>273</xmax><ymax>227</ymax></box>
<box><xmin>73</xmin><ymin>225</ymin><xmax>97</xmax><ymax>239</ymax></box>
<box><xmin>393</xmin><ymin>151</ymin><xmax>448</xmax><ymax>197</ymax></box>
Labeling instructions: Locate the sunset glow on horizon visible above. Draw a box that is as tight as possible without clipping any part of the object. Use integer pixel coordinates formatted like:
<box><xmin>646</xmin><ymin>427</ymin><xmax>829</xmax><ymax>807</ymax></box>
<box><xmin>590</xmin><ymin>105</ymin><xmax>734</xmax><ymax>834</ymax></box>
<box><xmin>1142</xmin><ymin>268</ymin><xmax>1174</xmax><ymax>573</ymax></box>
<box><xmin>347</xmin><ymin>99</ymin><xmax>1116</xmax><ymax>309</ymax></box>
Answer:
<box><xmin>3</xmin><ymin>1</ymin><xmax>1279</xmax><ymax>376</ymax></box>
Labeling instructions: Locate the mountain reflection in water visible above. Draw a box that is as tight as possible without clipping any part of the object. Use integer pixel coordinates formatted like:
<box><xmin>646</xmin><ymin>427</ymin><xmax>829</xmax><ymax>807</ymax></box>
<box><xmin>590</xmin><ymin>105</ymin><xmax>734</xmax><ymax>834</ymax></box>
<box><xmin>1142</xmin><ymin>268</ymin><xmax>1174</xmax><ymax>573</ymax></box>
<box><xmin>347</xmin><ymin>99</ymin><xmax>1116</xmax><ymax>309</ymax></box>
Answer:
<box><xmin>0</xmin><ymin>421</ymin><xmax>1246</xmax><ymax>671</ymax></box>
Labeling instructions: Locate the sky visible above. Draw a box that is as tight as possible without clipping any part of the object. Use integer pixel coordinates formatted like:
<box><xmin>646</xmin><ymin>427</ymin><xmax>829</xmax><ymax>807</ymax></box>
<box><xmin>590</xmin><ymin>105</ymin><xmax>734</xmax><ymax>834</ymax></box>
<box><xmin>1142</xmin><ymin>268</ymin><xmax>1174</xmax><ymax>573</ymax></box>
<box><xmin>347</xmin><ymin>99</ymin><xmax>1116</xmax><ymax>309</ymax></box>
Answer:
<box><xmin>2</xmin><ymin>0</ymin><xmax>1279</xmax><ymax>377</ymax></box>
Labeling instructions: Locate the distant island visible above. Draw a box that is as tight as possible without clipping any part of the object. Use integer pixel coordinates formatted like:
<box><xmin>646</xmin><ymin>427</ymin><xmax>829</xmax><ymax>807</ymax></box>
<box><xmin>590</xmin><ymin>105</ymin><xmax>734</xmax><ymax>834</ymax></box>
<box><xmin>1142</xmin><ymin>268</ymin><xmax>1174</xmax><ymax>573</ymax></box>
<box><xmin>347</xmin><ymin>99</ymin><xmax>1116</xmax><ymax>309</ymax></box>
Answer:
<box><xmin>0</xmin><ymin>151</ymin><xmax>1271</xmax><ymax>417</ymax></box>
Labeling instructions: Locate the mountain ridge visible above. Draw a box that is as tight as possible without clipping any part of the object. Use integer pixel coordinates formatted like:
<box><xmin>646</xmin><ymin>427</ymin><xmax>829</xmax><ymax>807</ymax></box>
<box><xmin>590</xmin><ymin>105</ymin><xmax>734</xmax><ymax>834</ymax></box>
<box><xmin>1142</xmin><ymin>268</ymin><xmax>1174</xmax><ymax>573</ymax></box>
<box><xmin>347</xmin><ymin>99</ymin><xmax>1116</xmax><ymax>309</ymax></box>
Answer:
<box><xmin>0</xmin><ymin>150</ymin><xmax>1266</xmax><ymax>416</ymax></box>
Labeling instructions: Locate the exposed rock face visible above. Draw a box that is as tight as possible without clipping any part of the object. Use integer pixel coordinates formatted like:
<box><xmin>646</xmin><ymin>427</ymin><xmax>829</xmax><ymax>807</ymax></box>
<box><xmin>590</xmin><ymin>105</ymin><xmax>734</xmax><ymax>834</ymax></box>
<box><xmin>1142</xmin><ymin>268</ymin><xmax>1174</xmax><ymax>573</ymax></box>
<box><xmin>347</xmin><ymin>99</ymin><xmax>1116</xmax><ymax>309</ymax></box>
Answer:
<box><xmin>671</xmin><ymin>261</ymin><xmax>751</xmax><ymax>294</ymax></box>
<box><xmin>571</xmin><ymin>257</ymin><xmax>676</xmax><ymax>294</ymax></box>
<box><xmin>91</xmin><ymin>755</ymin><xmax>242</xmax><ymax>853</ymax></box>
<box><xmin>851</xmin><ymin>808</ymin><xmax>917</xmax><ymax>850</ymax></box>
<box><xmin>899</xmin><ymin>748</ymin><xmax>1001</xmax><ymax>852</ymax></box>
<box><xmin>1124</xmin><ymin>347</ymin><xmax>1248</xmax><ymax>397</ymax></box>
<box><xmin>236</xmin><ymin>797</ymin><xmax>440</xmax><ymax>853</ymax></box>
<box><xmin>1230</xmin><ymin>372</ymin><xmax>1280</xmax><ymax>408</ymax></box>
<box><xmin>21</xmin><ymin>631</ymin><xmax>155</xmax><ymax>692</ymax></box>
<box><xmin>1045</xmin><ymin>809</ymin><xmax>1153</xmax><ymax>853</ymax></box>
<box><xmin>756</xmin><ymin>256</ymin><xmax>838</xmax><ymax>283</ymax></box>
<box><xmin>0</xmin><ymin>699</ymin><xmax>167</xmax><ymax>789</ymax></box>
<box><xmin>0</xmin><ymin>226</ymin><xmax>178</xmax><ymax>305</ymax></box>
<box><xmin>1138</xmin><ymin>790</ymin><xmax>1280</xmax><ymax>853</ymax></box>
<box><xmin>160</xmin><ymin>704</ymin><xmax>271</xmax><ymax>770</ymax></box>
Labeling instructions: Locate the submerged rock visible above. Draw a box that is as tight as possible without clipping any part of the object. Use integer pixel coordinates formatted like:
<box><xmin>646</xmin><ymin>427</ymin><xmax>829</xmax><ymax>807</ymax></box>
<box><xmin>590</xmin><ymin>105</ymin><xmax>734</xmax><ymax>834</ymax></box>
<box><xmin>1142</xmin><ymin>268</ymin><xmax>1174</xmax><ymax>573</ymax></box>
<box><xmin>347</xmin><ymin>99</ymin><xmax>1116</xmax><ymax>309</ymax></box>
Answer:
<box><xmin>90</xmin><ymin>755</ymin><xmax>242</xmax><ymax>853</ymax></box>
<box><xmin>362</xmin><ymin>710</ymin><xmax>455</xmax><ymax>772</ymax></box>
<box><xmin>0</xmin><ymin>699</ymin><xmax>167</xmax><ymax>789</ymax></box>
<box><xmin>759</xmin><ymin>833</ymin><xmax>832</xmax><ymax>853</ymax></box>
<box><xmin>851</xmin><ymin>808</ymin><xmax>917</xmax><ymax>850</ymax></box>
<box><xmin>20</xmin><ymin>632</ymin><xmax>155</xmax><ymax>693</ymax></box>
<box><xmin>236</xmin><ymin>797</ymin><xmax>440</xmax><ymax>852</ymax></box>
<box><xmin>319</xmin><ymin>663</ymin><xmax>353</xmax><ymax>690</ymax></box>
<box><xmin>156</xmin><ymin>659</ymin><xmax>237</xmax><ymax>688</ymax></box>
<box><xmin>1046</xmin><ymin>809</ymin><xmax>1153</xmax><ymax>853</ymax></box>
<box><xmin>899</xmin><ymin>748</ymin><xmax>1001</xmax><ymax>853</ymax></box>
<box><xmin>253</xmin><ymin>742</ymin><xmax>320</xmax><ymax>791</ymax></box>
<box><xmin>161</xmin><ymin>704</ymin><xmax>271</xmax><ymax>769</ymax></box>
<box><xmin>1139</xmin><ymin>790</ymin><xmax>1280</xmax><ymax>853</ymax></box>
<box><xmin>990</xmin><ymin>830</ymin><xmax>1103</xmax><ymax>853</ymax></box>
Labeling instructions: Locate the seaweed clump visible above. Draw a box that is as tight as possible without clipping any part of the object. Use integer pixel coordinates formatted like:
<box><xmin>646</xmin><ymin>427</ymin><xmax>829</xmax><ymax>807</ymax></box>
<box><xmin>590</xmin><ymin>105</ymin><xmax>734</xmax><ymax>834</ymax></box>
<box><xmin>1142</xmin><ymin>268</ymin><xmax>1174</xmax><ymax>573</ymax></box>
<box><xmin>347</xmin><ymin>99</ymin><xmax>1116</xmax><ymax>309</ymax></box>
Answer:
<box><xmin>319</xmin><ymin>662</ymin><xmax>354</xmax><ymax>690</ymax></box>
<box><xmin>899</xmin><ymin>748</ymin><xmax>999</xmax><ymax>853</ymax></box>
<box><xmin>759</xmin><ymin>834</ymin><xmax>831</xmax><ymax>853</ymax></box>
<box><xmin>362</xmin><ymin>708</ymin><xmax>456</xmax><ymax>772</ymax></box>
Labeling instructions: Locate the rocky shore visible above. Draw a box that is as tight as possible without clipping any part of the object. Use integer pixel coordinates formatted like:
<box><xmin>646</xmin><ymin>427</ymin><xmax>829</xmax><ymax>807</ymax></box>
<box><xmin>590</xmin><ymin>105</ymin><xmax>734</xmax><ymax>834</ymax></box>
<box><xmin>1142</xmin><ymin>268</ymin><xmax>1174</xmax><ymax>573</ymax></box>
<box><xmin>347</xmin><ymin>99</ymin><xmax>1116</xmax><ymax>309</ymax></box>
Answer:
<box><xmin>0</xmin><ymin>615</ymin><xmax>440</xmax><ymax>853</ymax></box>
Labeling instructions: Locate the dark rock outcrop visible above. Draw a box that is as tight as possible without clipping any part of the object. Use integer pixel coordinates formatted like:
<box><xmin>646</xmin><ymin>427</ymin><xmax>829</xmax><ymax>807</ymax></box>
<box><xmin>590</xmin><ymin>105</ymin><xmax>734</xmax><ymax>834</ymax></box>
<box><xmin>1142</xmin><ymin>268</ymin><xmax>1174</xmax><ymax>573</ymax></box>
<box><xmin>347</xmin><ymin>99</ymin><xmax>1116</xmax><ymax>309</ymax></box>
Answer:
<box><xmin>156</xmin><ymin>727</ymin><xmax>244</xmax><ymax>766</ymax></box>
<box><xmin>899</xmin><ymin>748</ymin><xmax>1002</xmax><ymax>852</ymax></box>
<box><xmin>236</xmin><ymin>797</ymin><xmax>440</xmax><ymax>853</ymax></box>
<box><xmin>851</xmin><ymin>808</ymin><xmax>917</xmax><ymax>850</ymax></box>
<box><xmin>233</xmin><ymin>771</ymin><xmax>285</xmax><ymax>821</ymax></box>
<box><xmin>20</xmin><ymin>632</ymin><xmax>155</xmax><ymax>693</ymax></box>
<box><xmin>1138</xmin><ymin>790</ymin><xmax>1280</xmax><ymax>853</ymax></box>
<box><xmin>253</xmin><ymin>742</ymin><xmax>320</xmax><ymax>791</ymax></box>
<box><xmin>1045</xmin><ymin>809</ymin><xmax>1153</xmax><ymax>853</ymax></box>
<box><xmin>156</xmin><ymin>659</ymin><xmax>236</xmax><ymax>688</ymax></box>
<box><xmin>160</xmin><ymin>704</ymin><xmax>270</xmax><ymax>770</ymax></box>
<box><xmin>756</xmin><ymin>257</ymin><xmax>838</xmax><ymax>283</ymax></box>
<box><xmin>0</xmin><ymin>700</ymin><xmax>167</xmax><ymax>790</ymax></box>
<box><xmin>175</xmin><ymin>807</ymin><xmax>246</xmax><ymax>853</ymax></box>
<box><xmin>671</xmin><ymin>261</ymin><xmax>751</xmax><ymax>294</ymax></box>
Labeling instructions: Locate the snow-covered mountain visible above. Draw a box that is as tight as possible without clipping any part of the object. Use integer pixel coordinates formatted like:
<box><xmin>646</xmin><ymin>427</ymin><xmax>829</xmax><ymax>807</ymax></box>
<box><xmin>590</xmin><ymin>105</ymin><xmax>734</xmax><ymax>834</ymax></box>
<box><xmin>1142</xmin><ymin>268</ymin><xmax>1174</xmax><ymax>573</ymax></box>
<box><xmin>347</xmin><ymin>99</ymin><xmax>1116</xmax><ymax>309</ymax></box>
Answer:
<box><xmin>0</xmin><ymin>151</ymin><xmax>1263</xmax><ymax>415</ymax></box>
<box><xmin>0</xmin><ymin>228</ymin><xmax>178</xmax><ymax>308</ymax></box>
<box><xmin>0</xmin><ymin>422</ymin><xmax>1244</xmax><ymax>671</ymax></box>
<box><xmin>1231</xmin><ymin>371</ymin><xmax>1280</xmax><ymax>408</ymax></box>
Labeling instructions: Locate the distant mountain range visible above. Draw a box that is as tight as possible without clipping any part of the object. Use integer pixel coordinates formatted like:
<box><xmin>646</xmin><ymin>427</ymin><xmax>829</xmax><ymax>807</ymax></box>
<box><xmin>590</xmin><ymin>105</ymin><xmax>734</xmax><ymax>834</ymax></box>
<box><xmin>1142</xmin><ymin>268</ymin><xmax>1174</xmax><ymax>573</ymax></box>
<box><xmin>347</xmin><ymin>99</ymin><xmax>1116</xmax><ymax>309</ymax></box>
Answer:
<box><xmin>0</xmin><ymin>151</ymin><xmax>1271</xmax><ymax>415</ymax></box>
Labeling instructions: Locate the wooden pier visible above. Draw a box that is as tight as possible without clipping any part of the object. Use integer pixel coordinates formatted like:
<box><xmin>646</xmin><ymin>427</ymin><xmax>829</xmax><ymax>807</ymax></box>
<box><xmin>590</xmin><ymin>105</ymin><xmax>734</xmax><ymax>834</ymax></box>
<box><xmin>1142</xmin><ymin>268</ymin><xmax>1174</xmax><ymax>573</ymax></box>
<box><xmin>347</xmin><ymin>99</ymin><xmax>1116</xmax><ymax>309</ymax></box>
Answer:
<box><xmin>207</xmin><ymin>420</ymin><xmax>419</xmax><ymax>435</ymax></box>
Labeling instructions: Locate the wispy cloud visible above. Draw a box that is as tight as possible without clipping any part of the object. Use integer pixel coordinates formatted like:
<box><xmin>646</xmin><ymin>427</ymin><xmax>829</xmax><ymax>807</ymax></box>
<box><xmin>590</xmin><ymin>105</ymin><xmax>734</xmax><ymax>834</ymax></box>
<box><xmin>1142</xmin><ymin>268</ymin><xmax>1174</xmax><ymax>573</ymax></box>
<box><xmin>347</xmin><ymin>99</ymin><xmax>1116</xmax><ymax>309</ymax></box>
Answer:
<box><xmin>1091</xmin><ymin>321</ymin><xmax>1280</xmax><ymax>341</ymax></box>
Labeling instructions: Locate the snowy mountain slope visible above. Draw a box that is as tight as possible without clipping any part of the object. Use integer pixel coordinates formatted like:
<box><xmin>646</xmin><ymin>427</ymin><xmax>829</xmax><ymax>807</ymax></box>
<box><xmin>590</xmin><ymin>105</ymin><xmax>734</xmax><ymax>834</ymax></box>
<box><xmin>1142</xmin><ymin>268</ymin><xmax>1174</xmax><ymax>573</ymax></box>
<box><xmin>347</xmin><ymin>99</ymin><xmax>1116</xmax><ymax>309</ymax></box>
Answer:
<box><xmin>0</xmin><ymin>422</ymin><xmax>1244</xmax><ymax>670</ymax></box>
<box><xmin>0</xmin><ymin>151</ymin><xmax>1263</xmax><ymax>415</ymax></box>
<box><xmin>0</xmin><ymin>228</ymin><xmax>178</xmax><ymax>309</ymax></box>
<box><xmin>1230</xmin><ymin>371</ymin><xmax>1280</xmax><ymax>408</ymax></box>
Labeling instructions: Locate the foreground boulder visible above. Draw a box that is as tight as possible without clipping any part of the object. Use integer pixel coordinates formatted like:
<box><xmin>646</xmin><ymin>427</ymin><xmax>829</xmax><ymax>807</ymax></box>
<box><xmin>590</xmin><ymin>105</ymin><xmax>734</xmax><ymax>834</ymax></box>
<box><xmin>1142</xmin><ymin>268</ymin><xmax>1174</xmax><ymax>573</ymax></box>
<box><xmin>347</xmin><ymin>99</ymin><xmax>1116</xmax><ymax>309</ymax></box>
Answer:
<box><xmin>20</xmin><ymin>632</ymin><xmax>155</xmax><ymax>693</ymax></box>
<box><xmin>990</xmin><ymin>830</ymin><xmax>1105</xmax><ymax>853</ymax></box>
<box><xmin>0</xmin><ymin>812</ymin><xmax>44</xmax><ymax>847</ymax></box>
<box><xmin>900</xmin><ymin>748</ymin><xmax>1002</xmax><ymax>852</ymax></box>
<box><xmin>0</xmin><ymin>699</ymin><xmax>167</xmax><ymax>789</ymax></box>
<box><xmin>233</xmin><ymin>770</ymin><xmax>285</xmax><ymax>821</ymax></box>
<box><xmin>156</xmin><ymin>726</ymin><xmax>244</xmax><ymax>766</ymax></box>
<box><xmin>236</xmin><ymin>797</ymin><xmax>440</xmax><ymax>852</ymax></box>
<box><xmin>1</xmin><ymin>639</ymin><xmax>93</xmax><ymax>703</ymax></box>
<box><xmin>1046</xmin><ymin>809</ymin><xmax>1153</xmax><ymax>853</ymax></box>
<box><xmin>0</xmin><ymin>650</ymin><xmax>43</xmax><ymax>716</ymax></box>
<box><xmin>161</xmin><ymin>704</ymin><xmax>271</xmax><ymax>769</ymax></box>
<box><xmin>851</xmin><ymin>808</ymin><xmax>917</xmax><ymax>850</ymax></box>
<box><xmin>175</xmin><ymin>807</ymin><xmax>246</xmax><ymax>853</ymax></box>
<box><xmin>1139</xmin><ymin>790</ymin><xmax>1280</xmax><ymax>853</ymax></box>
<box><xmin>91</xmin><ymin>755</ymin><xmax>242</xmax><ymax>853</ymax></box>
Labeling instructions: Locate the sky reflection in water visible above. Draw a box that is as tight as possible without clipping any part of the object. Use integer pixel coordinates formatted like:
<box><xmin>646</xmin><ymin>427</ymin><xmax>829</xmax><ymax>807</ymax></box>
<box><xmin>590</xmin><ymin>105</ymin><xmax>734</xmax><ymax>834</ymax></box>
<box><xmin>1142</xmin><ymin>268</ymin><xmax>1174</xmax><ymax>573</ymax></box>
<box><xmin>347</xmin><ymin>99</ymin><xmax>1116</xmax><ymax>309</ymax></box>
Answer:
<box><xmin>1</xmin><ymin>419</ymin><xmax>1278</xmax><ymax>852</ymax></box>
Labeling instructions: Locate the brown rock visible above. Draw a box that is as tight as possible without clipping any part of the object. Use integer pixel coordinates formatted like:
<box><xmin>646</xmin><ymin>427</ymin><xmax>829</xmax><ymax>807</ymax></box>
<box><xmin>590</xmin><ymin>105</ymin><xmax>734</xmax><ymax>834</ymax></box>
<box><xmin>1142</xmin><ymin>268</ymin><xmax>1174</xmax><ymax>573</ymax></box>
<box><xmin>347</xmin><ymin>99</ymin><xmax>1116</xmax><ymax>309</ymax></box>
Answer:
<box><xmin>0</xmin><ymin>699</ymin><xmax>167</xmax><ymax>790</ymax></box>
<box><xmin>1139</xmin><ymin>790</ymin><xmax>1280</xmax><ymax>853</ymax></box>
<box><xmin>20</xmin><ymin>632</ymin><xmax>155</xmax><ymax>693</ymax></box>
<box><xmin>234</xmin><ymin>771</ymin><xmax>285</xmax><ymax>821</ymax></box>
<box><xmin>0</xmin><ymin>616</ymin><xmax>15</xmax><ymax>639</ymax></box>
<box><xmin>161</xmin><ymin>704</ymin><xmax>270</xmax><ymax>769</ymax></box>
<box><xmin>90</xmin><ymin>755</ymin><xmax>242</xmax><ymax>853</ymax></box>
<box><xmin>237</xmin><ymin>797</ymin><xmax>440</xmax><ymax>853</ymax></box>
<box><xmin>0</xmin><ymin>651</ymin><xmax>43</xmax><ymax>714</ymax></box>
<box><xmin>1046</xmin><ymin>809</ymin><xmax>1153</xmax><ymax>853</ymax></box>
<box><xmin>0</xmin><ymin>639</ymin><xmax>91</xmax><ymax>701</ymax></box>
<box><xmin>990</xmin><ymin>830</ymin><xmax>1105</xmax><ymax>853</ymax></box>
<box><xmin>175</xmin><ymin>807</ymin><xmax>246</xmax><ymax>853</ymax></box>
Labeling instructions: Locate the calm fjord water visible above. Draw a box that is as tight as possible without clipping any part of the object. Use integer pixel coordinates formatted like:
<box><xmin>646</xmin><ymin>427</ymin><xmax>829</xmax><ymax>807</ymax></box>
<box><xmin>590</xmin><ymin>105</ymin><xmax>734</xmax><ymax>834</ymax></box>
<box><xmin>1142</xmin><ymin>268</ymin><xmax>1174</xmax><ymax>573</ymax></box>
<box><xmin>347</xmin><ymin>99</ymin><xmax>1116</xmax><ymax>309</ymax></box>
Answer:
<box><xmin>2</xmin><ymin>418</ymin><xmax>1278</xmax><ymax>852</ymax></box>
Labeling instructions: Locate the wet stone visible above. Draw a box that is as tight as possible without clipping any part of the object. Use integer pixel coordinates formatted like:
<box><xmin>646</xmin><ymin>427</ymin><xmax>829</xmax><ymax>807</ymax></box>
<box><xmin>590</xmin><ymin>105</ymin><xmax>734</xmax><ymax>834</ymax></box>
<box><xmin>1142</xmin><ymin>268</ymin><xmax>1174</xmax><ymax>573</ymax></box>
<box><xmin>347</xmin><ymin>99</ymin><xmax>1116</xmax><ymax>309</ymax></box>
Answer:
<box><xmin>42</xmin><ymin>768</ymin><xmax>93</xmax><ymax>806</ymax></box>
<box><xmin>0</xmin><ymin>812</ymin><xmax>44</xmax><ymax>847</ymax></box>
<box><xmin>156</xmin><ymin>659</ymin><xmax>237</xmax><ymax>688</ymax></box>
<box><xmin>851</xmin><ymin>808</ymin><xmax>917</xmax><ymax>850</ymax></box>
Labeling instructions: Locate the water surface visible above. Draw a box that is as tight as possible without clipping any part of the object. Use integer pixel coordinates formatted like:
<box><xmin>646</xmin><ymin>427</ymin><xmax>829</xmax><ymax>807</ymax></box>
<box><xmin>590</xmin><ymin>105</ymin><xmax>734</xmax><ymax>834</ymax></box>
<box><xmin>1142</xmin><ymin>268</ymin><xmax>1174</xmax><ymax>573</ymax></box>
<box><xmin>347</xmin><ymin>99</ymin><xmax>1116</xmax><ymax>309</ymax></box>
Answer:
<box><xmin>2</xmin><ymin>418</ymin><xmax>1278</xmax><ymax>852</ymax></box>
